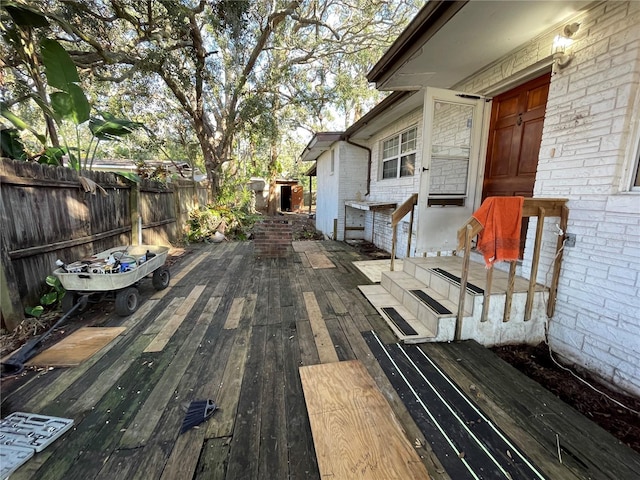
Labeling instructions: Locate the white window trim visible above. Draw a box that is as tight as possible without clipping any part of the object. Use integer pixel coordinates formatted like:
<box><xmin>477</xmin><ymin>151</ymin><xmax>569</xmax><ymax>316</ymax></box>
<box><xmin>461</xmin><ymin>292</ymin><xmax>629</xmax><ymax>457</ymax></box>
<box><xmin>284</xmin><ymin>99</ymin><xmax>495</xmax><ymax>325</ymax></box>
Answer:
<box><xmin>380</xmin><ymin>126</ymin><xmax>418</xmax><ymax>180</ymax></box>
<box><xmin>621</xmin><ymin>87</ymin><xmax>640</xmax><ymax>193</ymax></box>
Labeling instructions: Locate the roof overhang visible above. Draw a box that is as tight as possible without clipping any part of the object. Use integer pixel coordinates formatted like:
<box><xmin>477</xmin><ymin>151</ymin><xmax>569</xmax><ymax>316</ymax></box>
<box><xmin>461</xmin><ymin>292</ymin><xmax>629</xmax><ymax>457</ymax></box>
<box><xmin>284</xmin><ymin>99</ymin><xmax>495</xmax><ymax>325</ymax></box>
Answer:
<box><xmin>368</xmin><ymin>0</ymin><xmax>594</xmax><ymax>91</ymax></box>
<box><xmin>300</xmin><ymin>132</ymin><xmax>343</xmax><ymax>162</ymax></box>
<box><xmin>345</xmin><ymin>90</ymin><xmax>423</xmax><ymax>141</ymax></box>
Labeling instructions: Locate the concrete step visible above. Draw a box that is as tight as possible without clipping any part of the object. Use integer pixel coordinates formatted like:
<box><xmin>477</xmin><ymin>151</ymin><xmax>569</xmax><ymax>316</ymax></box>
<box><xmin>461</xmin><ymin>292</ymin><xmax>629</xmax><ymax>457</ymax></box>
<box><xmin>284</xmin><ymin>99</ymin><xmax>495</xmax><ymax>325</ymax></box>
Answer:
<box><xmin>358</xmin><ymin>284</ymin><xmax>436</xmax><ymax>343</ymax></box>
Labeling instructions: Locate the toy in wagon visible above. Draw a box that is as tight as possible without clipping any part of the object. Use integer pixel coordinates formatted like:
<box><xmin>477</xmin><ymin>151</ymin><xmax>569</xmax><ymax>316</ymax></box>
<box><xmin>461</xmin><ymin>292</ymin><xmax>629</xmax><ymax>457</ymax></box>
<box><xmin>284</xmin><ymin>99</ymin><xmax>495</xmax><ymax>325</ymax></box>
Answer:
<box><xmin>54</xmin><ymin>245</ymin><xmax>170</xmax><ymax>317</ymax></box>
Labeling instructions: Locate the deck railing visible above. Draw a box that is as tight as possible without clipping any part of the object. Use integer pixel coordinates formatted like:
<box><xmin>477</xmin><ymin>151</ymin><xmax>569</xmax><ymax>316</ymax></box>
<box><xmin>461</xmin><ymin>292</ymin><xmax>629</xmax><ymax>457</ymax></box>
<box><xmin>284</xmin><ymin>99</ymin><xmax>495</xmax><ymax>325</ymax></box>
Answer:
<box><xmin>390</xmin><ymin>193</ymin><xmax>419</xmax><ymax>271</ymax></box>
<box><xmin>455</xmin><ymin>198</ymin><xmax>569</xmax><ymax>340</ymax></box>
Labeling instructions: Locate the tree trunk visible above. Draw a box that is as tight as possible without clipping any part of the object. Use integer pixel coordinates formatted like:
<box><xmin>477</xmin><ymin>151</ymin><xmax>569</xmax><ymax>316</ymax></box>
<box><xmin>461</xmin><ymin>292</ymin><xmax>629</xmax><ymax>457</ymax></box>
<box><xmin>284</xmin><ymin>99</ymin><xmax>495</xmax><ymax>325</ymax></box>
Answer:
<box><xmin>267</xmin><ymin>138</ymin><xmax>278</xmax><ymax>215</ymax></box>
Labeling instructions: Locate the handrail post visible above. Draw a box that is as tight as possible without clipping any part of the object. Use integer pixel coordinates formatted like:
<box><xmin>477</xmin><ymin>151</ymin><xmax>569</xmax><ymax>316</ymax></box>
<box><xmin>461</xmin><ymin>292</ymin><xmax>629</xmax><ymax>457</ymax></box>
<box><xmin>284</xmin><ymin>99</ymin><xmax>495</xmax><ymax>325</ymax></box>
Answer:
<box><xmin>406</xmin><ymin>204</ymin><xmax>415</xmax><ymax>258</ymax></box>
<box><xmin>456</xmin><ymin>224</ymin><xmax>472</xmax><ymax>340</ymax></box>
<box><xmin>481</xmin><ymin>266</ymin><xmax>493</xmax><ymax>322</ymax></box>
<box><xmin>391</xmin><ymin>224</ymin><xmax>397</xmax><ymax>271</ymax></box>
<box><xmin>525</xmin><ymin>207</ymin><xmax>546</xmax><ymax>321</ymax></box>
<box><xmin>503</xmin><ymin>261</ymin><xmax>517</xmax><ymax>322</ymax></box>
<box><xmin>547</xmin><ymin>204</ymin><xmax>569</xmax><ymax>317</ymax></box>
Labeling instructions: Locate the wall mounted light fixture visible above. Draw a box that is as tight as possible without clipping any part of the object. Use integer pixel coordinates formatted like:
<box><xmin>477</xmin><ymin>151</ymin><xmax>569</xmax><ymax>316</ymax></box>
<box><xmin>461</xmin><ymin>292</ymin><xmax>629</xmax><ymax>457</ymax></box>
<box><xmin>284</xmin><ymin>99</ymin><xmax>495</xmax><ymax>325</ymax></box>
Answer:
<box><xmin>553</xmin><ymin>22</ymin><xmax>580</xmax><ymax>70</ymax></box>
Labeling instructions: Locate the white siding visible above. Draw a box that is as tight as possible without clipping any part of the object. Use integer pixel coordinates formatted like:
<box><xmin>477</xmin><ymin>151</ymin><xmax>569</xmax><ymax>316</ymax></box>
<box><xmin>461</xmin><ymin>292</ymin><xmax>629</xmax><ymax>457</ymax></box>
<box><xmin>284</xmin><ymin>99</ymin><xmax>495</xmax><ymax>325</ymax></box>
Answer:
<box><xmin>315</xmin><ymin>149</ymin><xmax>339</xmax><ymax>239</ymax></box>
<box><xmin>315</xmin><ymin>143</ymin><xmax>368</xmax><ymax>240</ymax></box>
<box><xmin>338</xmin><ymin>142</ymin><xmax>368</xmax><ymax>241</ymax></box>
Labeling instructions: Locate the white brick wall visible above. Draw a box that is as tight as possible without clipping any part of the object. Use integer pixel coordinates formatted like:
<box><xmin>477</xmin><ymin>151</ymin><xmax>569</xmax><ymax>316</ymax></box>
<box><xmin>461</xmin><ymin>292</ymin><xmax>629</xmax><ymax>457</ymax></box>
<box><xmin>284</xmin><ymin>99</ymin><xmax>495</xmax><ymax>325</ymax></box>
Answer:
<box><xmin>360</xmin><ymin>108</ymin><xmax>423</xmax><ymax>257</ymax></box>
<box><xmin>519</xmin><ymin>2</ymin><xmax>640</xmax><ymax>396</ymax></box>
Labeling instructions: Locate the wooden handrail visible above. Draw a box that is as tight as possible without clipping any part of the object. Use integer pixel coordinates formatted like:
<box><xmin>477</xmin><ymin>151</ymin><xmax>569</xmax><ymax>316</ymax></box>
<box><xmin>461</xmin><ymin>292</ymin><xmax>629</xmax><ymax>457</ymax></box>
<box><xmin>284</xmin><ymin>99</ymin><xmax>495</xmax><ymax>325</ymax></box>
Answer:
<box><xmin>390</xmin><ymin>193</ymin><xmax>418</xmax><ymax>271</ymax></box>
<box><xmin>455</xmin><ymin>197</ymin><xmax>569</xmax><ymax>339</ymax></box>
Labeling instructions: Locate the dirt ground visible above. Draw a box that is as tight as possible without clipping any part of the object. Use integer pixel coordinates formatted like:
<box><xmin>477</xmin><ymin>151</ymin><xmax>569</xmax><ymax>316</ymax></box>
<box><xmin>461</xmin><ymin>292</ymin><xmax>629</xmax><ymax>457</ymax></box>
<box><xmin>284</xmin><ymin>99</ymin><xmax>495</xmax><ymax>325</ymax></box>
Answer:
<box><xmin>493</xmin><ymin>343</ymin><xmax>640</xmax><ymax>453</ymax></box>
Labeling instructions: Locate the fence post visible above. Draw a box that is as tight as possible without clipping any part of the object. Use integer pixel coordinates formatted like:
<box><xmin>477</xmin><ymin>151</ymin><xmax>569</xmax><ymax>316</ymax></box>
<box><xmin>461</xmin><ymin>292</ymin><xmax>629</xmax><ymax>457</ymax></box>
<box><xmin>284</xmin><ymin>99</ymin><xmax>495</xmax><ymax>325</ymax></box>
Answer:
<box><xmin>1</xmin><ymin>236</ymin><xmax>23</xmax><ymax>330</ymax></box>
<box><xmin>131</xmin><ymin>181</ymin><xmax>141</xmax><ymax>245</ymax></box>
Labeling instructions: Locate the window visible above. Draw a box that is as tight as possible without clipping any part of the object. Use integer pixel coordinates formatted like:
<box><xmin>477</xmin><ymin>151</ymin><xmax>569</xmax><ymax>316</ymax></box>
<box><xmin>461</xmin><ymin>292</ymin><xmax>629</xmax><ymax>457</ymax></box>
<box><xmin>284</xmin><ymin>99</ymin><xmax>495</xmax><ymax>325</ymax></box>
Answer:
<box><xmin>330</xmin><ymin>149</ymin><xmax>335</xmax><ymax>175</ymax></box>
<box><xmin>381</xmin><ymin>127</ymin><xmax>417</xmax><ymax>179</ymax></box>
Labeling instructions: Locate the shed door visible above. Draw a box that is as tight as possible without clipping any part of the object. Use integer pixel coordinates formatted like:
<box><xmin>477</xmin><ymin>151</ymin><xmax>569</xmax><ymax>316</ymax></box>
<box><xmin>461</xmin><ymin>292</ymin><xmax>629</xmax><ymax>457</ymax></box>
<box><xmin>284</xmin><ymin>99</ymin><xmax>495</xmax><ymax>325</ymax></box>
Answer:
<box><xmin>291</xmin><ymin>185</ymin><xmax>304</xmax><ymax>212</ymax></box>
<box><xmin>416</xmin><ymin>87</ymin><xmax>486</xmax><ymax>254</ymax></box>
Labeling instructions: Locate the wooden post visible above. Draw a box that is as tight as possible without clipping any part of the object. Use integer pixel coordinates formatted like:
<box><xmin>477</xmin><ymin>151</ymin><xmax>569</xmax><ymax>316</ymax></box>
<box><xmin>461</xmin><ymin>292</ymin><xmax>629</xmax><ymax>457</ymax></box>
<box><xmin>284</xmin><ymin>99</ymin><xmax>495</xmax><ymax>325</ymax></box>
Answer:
<box><xmin>456</xmin><ymin>224</ymin><xmax>473</xmax><ymax>340</ymax></box>
<box><xmin>344</xmin><ymin>204</ymin><xmax>348</xmax><ymax>241</ymax></box>
<box><xmin>406</xmin><ymin>205</ymin><xmax>415</xmax><ymax>258</ymax></box>
<box><xmin>0</xmin><ymin>235</ymin><xmax>23</xmax><ymax>331</ymax></box>
<box><xmin>547</xmin><ymin>204</ymin><xmax>569</xmax><ymax>317</ymax></box>
<box><xmin>503</xmin><ymin>261</ymin><xmax>517</xmax><ymax>322</ymax></box>
<box><xmin>309</xmin><ymin>176</ymin><xmax>312</xmax><ymax>215</ymax></box>
<box><xmin>130</xmin><ymin>181</ymin><xmax>141</xmax><ymax>245</ymax></box>
<box><xmin>481</xmin><ymin>266</ymin><xmax>493</xmax><ymax>322</ymax></box>
<box><xmin>391</xmin><ymin>224</ymin><xmax>398</xmax><ymax>271</ymax></box>
<box><xmin>525</xmin><ymin>207</ymin><xmax>546</xmax><ymax>321</ymax></box>
<box><xmin>332</xmin><ymin>218</ymin><xmax>337</xmax><ymax>241</ymax></box>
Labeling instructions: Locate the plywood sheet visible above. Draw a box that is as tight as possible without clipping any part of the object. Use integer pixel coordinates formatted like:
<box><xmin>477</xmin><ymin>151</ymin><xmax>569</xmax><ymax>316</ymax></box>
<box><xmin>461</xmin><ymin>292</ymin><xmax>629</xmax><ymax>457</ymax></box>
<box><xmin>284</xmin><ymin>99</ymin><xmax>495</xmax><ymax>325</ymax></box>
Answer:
<box><xmin>305</xmin><ymin>252</ymin><xmax>335</xmax><ymax>269</ymax></box>
<box><xmin>27</xmin><ymin>327</ymin><xmax>126</xmax><ymax>367</ymax></box>
<box><xmin>299</xmin><ymin>360</ymin><xmax>430</xmax><ymax>479</ymax></box>
<box><xmin>292</xmin><ymin>241</ymin><xmax>320</xmax><ymax>253</ymax></box>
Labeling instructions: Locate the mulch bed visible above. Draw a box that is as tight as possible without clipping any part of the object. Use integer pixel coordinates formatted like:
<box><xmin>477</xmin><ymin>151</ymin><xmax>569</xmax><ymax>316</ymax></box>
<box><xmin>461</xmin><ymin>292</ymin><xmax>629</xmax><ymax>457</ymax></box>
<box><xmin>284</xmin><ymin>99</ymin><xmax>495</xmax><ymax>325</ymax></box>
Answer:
<box><xmin>493</xmin><ymin>343</ymin><xmax>640</xmax><ymax>453</ymax></box>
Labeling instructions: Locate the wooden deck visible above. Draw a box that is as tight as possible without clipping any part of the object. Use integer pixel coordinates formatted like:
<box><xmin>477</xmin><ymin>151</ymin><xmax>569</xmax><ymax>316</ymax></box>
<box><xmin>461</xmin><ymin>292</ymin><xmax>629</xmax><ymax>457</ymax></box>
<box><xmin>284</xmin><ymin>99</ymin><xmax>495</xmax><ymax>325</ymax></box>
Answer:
<box><xmin>2</xmin><ymin>240</ymin><xmax>638</xmax><ymax>479</ymax></box>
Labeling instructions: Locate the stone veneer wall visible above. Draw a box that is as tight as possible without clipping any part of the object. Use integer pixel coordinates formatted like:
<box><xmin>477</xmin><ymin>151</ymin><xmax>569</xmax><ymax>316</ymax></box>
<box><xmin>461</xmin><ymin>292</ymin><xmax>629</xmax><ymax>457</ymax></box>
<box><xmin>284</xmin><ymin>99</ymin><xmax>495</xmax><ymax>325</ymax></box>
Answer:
<box><xmin>253</xmin><ymin>219</ymin><xmax>292</xmax><ymax>258</ymax></box>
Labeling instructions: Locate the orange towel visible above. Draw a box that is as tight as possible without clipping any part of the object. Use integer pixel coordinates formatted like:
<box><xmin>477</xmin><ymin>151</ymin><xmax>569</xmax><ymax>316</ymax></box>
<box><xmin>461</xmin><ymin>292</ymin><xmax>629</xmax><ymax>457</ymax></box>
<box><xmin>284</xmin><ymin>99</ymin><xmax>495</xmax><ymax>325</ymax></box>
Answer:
<box><xmin>472</xmin><ymin>196</ymin><xmax>524</xmax><ymax>267</ymax></box>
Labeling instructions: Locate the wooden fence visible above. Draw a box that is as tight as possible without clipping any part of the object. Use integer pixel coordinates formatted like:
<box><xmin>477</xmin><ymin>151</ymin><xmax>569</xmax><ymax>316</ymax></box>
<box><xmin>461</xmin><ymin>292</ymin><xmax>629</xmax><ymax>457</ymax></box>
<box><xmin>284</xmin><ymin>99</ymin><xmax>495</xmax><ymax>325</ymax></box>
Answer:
<box><xmin>0</xmin><ymin>158</ymin><xmax>208</xmax><ymax>330</ymax></box>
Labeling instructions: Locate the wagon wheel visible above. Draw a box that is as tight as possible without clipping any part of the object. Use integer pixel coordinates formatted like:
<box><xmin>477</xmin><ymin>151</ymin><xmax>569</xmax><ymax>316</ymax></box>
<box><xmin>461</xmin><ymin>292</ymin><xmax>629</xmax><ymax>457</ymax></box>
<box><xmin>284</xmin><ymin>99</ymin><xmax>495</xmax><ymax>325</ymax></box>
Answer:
<box><xmin>152</xmin><ymin>267</ymin><xmax>171</xmax><ymax>290</ymax></box>
<box><xmin>61</xmin><ymin>292</ymin><xmax>89</xmax><ymax>317</ymax></box>
<box><xmin>115</xmin><ymin>287</ymin><xmax>139</xmax><ymax>316</ymax></box>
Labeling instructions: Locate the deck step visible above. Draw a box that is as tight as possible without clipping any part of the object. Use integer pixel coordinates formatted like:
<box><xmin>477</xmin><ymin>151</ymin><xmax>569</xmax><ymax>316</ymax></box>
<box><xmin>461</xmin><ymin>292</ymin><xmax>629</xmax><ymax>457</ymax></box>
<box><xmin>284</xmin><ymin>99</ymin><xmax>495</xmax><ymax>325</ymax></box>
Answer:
<box><xmin>430</xmin><ymin>268</ymin><xmax>484</xmax><ymax>295</ymax></box>
<box><xmin>409</xmin><ymin>290</ymin><xmax>453</xmax><ymax>315</ymax></box>
<box><xmin>381</xmin><ymin>307</ymin><xmax>419</xmax><ymax>336</ymax></box>
<box><xmin>358</xmin><ymin>285</ymin><xmax>436</xmax><ymax>343</ymax></box>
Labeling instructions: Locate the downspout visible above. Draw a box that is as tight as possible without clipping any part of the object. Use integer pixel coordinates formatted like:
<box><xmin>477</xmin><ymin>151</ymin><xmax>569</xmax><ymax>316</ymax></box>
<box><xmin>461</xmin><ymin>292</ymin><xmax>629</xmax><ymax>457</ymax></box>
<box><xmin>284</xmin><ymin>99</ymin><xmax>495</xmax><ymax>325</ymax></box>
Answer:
<box><xmin>343</xmin><ymin>137</ymin><xmax>372</xmax><ymax>196</ymax></box>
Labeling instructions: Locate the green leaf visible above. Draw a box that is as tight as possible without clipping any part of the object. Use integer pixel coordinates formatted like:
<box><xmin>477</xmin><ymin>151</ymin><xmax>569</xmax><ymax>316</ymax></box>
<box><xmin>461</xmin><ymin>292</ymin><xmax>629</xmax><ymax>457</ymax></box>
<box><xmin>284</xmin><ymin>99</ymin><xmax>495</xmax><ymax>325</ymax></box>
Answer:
<box><xmin>5</xmin><ymin>5</ymin><xmax>50</xmax><ymax>27</ymax></box>
<box><xmin>45</xmin><ymin>275</ymin><xmax>61</xmax><ymax>288</ymax></box>
<box><xmin>25</xmin><ymin>305</ymin><xmax>44</xmax><ymax>318</ymax></box>
<box><xmin>50</xmin><ymin>86</ymin><xmax>90</xmax><ymax>125</ymax></box>
<box><xmin>40</xmin><ymin>291</ymin><xmax>58</xmax><ymax>306</ymax></box>
<box><xmin>38</xmin><ymin>147</ymin><xmax>67</xmax><ymax>165</ymax></box>
<box><xmin>68</xmin><ymin>84</ymin><xmax>90</xmax><ymax>124</ymax></box>
<box><xmin>1</xmin><ymin>102</ymin><xmax>46</xmax><ymax>144</ymax></box>
<box><xmin>90</xmin><ymin>116</ymin><xmax>143</xmax><ymax>140</ymax></box>
<box><xmin>40</xmin><ymin>38</ymin><xmax>80</xmax><ymax>91</ymax></box>
<box><xmin>116</xmin><ymin>171</ymin><xmax>141</xmax><ymax>183</ymax></box>
<box><xmin>0</xmin><ymin>128</ymin><xmax>28</xmax><ymax>160</ymax></box>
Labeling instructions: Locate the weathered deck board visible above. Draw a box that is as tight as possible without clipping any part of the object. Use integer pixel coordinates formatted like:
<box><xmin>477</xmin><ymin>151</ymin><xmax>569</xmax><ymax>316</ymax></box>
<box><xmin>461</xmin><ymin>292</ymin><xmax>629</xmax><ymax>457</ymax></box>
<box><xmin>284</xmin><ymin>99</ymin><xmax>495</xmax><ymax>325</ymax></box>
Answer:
<box><xmin>424</xmin><ymin>341</ymin><xmax>640</xmax><ymax>480</ymax></box>
<box><xmin>300</xmin><ymin>360</ymin><xmax>431</xmax><ymax>479</ymax></box>
<box><xmin>120</xmin><ymin>296</ymin><xmax>221</xmax><ymax>448</ymax></box>
<box><xmin>4</xmin><ymin>240</ymin><xmax>634</xmax><ymax>480</ymax></box>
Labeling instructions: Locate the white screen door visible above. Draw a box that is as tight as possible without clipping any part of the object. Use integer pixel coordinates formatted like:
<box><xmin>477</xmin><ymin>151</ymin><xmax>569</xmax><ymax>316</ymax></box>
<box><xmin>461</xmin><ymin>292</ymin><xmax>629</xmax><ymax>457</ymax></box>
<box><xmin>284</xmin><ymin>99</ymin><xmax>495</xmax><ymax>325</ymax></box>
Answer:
<box><xmin>416</xmin><ymin>87</ymin><xmax>485</xmax><ymax>254</ymax></box>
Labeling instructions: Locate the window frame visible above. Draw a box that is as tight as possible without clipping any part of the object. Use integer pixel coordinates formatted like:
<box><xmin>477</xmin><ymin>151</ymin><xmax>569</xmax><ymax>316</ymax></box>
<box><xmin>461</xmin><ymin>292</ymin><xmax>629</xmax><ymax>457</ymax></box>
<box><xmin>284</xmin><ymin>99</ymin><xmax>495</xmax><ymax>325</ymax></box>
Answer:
<box><xmin>380</xmin><ymin>126</ymin><xmax>418</xmax><ymax>180</ymax></box>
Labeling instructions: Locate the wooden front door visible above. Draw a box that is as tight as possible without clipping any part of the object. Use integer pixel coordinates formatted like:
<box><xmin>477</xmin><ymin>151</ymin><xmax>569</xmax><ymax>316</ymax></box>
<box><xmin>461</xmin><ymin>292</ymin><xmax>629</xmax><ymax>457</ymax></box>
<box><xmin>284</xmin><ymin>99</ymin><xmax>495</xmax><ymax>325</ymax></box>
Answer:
<box><xmin>483</xmin><ymin>73</ymin><xmax>551</xmax><ymax>199</ymax></box>
<box><xmin>483</xmin><ymin>73</ymin><xmax>550</xmax><ymax>256</ymax></box>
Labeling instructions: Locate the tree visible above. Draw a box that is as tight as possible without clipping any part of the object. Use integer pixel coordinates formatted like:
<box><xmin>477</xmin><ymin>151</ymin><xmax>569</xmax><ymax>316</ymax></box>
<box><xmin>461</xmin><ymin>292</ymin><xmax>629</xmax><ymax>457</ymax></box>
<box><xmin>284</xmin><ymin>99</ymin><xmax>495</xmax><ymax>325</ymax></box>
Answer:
<box><xmin>3</xmin><ymin>0</ymin><xmax>419</xmax><ymax>200</ymax></box>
